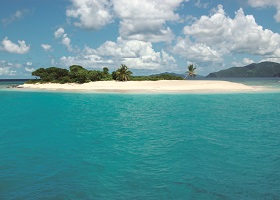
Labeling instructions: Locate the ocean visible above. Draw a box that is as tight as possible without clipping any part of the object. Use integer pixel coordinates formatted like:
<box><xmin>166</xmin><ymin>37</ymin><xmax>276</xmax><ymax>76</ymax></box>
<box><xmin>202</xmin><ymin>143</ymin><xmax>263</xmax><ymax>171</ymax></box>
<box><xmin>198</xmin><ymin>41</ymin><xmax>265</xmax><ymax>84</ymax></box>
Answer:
<box><xmin>0</xmin><ymin>79</ymin><xmax>280</xmax><ymax>199</ymax></box>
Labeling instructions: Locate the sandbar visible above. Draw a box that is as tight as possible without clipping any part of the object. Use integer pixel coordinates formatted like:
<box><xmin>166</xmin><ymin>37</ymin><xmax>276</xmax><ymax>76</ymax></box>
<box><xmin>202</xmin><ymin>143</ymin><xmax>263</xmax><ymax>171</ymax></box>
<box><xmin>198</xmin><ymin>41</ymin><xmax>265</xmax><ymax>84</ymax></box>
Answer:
<box><xmin>16</xmin><ymin>80</ymin><xmax>268</xmax><ymax>93</ymax></box>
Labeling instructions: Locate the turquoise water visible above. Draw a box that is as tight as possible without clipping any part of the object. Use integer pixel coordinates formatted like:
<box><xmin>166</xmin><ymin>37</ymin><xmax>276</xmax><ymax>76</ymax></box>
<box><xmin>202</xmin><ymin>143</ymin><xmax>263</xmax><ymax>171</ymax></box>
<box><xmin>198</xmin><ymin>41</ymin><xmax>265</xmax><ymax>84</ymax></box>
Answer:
<box><xmin>1</xmin><ymin>89</ymin><xmax>280</xmax><ymax>199</ymax></box>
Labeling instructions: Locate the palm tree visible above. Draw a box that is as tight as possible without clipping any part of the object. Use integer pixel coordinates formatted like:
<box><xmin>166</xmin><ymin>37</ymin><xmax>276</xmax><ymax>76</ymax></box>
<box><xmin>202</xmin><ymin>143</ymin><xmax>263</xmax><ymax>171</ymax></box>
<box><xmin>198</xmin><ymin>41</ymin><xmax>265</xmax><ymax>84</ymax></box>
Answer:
<box><xmin>186</xmin><ymin>64</ymin><xmax>196</xmax><ymax>78</ymax></box>
<box><xmin>115</xmin><ymin>64</ymin><xmax>133</xmax><ymax>81</ymax></box>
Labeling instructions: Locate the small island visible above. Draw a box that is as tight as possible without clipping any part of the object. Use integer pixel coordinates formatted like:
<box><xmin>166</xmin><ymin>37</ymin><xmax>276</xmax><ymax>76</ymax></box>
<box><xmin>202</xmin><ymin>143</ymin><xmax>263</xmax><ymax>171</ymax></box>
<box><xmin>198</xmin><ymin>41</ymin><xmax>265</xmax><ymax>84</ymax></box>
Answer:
<box><xmin>17</xmin><ymin>64</ymin><xmax>263</xmax><ymax>93</ymax></box>
<box><xmin>26</xmin><ymin>64</ymin><xmax>185</xmax><ymax>84</ymax></box>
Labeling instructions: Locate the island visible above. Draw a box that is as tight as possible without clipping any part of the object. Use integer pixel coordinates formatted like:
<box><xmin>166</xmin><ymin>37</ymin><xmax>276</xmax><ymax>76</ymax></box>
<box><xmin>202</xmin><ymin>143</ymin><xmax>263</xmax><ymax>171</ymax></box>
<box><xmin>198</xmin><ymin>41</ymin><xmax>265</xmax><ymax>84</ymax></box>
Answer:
<box><xmin>16</xmin><ymin>64</ymin><xmax>265</xmax><ymax>93</ymax></box>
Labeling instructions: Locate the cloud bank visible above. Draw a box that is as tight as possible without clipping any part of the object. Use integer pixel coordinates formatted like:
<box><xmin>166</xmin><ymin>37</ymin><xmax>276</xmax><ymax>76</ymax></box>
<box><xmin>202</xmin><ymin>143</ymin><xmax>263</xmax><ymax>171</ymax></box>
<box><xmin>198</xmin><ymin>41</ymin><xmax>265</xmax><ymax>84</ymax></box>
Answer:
<box><xmin>173</xmin><ymin>5</ymin><xmax>280</xmax><ymax>64</ymax></box>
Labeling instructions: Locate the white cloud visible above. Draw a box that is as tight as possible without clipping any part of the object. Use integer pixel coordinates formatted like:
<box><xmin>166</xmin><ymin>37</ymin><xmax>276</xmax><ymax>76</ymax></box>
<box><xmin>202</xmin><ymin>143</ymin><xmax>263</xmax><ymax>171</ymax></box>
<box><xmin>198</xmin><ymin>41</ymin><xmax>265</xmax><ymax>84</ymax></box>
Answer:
<box><xmin>0</xmin><ymin>60</ymin><xmax>18</xmax><ymax>75</ymax></box>
<box><xmin>180</xmin><ymin>5</ymin><xmax>280</xmax><ymax>60</ymax></box>
<box><xmin>194</xmin><ymin>0</ymin><xmax>208</xmax><ymax>8</ymax></box>
<box><xmin>118</xmin><ymin>20</ymin><xmax>175</xmax><ymax>43</ymax></box>
<box><xmin>54</xmin><ymin>28</ymin><xmax>73</xmax><ymax>51</ymax></box>
<box><xmin>243</xmin><ymin>58</ymin><xmax>254</xmax><ymax>65</ymax></box>
<box><xmin>231</xmin><ymin>58</ymin><xmax>255</xmax><ymax>67</ymax></box>
<box><xmin>231</xmin><ymin>61</ymin><xmax>242</xmax><ymax>67</ymax></box>
<box><xmin>60</xmin><ymin>54</ymin><xmax>113</xmax><ymax>68</ymax></box>
<box><xmin>66</xmin><ymin>0</ymin><xmax>113</xmax><ymax>30</ymax></box>
<box><xmin>94</xmin><ymin>37</ymin><xmax>177</xmax><ymax>70</ymax></box>
<box><xmin>66</xmin><ymin>0</ymin><xmax>186</xmax><ymax>43</ymax></box>
<box><xmin>248</xmin><ymin>0</ymin><xmax>280</xmax><ymax>22</ymax></box>
<box><xmin>0</xmin><ymin>67</ymin><xmax>15</xmax><ymax>75</ymax></box>
<box><xmin>173</xmin><ymin>37</ymin><xmax>223</xmax><ymax>63</ymax></box>
<box><xmin>185</xmin><ymin>15</ymin><xmax>198</xmax><ymax>25</ymax></box>
<box><xmin>54</xmin><ymin>28</ymin><xmax>65</xmax><ymax>38</ymax></box>
<box><xmin>113</xmin><ymin>0</ymin><xmax>185</xmax><ymax>42</ymax></box>
<box><xmin>26</xmin><ymin>62</ymin><xmax>32</xmax><ymax>66</ymax></box>
<box><xmin>260</xmin><ymin>48</ymin><xmax>280</xmax><ymax>62</ymax></box>
<box><xmin>25</xmin><ymin>67</ymin><xmax>35</xmax><ymax>72</ymax></box>
<box><xmin>62</xmin><ymin>34</ymin><xmax>72</xmax><ymax>50</ymax></box>
<box><xmin>260</xmin><ymin>57</ymin><xmax>280</xmax><ymax>63</ymax></box>
<box><xmin>60</xmin><ymin>37</ymin><xmax>177</xmax><ymax>71</ymax></box>
<box><xmin>41</xmin><ymin>44</ymin><xmax>53</xmax><ymax>51</ymax></box>
<box><xmin>0</xmin><ymin>37</ymin><xmax>30</xmax><ymax>54</ymax></box>
<box><xmin>1</xmin><ymin>9</ymin><xmax>30</xmax><ymax>26</ymax></box>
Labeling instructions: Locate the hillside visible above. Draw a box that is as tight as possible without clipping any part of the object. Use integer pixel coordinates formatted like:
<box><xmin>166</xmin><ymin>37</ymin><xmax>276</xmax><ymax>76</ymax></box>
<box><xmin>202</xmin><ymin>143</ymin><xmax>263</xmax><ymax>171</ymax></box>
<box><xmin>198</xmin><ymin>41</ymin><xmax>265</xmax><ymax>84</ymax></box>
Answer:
<box><xmin>206</xmin><ymin>62</ymin><xmax>280</xmax><ymax>78</ymax></box>
<box><xmin>152</xmin><ymin>72</ymin><xmax>204</xmax><ymax>78</ymax></box>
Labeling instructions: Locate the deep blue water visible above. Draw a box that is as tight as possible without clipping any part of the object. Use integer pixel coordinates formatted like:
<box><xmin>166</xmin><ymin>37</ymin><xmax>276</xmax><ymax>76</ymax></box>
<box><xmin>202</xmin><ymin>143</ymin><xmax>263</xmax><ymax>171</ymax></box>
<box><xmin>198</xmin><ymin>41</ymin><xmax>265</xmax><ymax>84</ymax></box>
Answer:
<box><xmin>1</xmin><ymin>80</ymin><xmax>280</xmax><ymax>199</ymax></box>
<box><xmin>0</xmin><ymin>79</ymin><xmax>29</xmax><ymax>90</ymax></box>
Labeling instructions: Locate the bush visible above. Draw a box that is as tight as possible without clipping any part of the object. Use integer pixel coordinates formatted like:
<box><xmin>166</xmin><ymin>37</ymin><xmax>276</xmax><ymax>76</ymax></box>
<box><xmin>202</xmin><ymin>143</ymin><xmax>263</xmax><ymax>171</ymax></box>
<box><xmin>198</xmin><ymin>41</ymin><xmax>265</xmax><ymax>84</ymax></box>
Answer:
<box><xmin>25</xmin><ymin>79</ymin><xmax>40</xmax><ymax>84</ymax></box>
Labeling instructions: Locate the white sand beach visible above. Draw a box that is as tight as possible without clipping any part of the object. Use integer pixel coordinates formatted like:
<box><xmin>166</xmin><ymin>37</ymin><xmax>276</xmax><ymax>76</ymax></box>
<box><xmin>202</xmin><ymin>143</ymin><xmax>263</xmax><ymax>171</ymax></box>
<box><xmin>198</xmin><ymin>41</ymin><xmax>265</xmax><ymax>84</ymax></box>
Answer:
<box><xmin>16</xmin><ymin>80</ymin><xmax>265</xmax><ymax>93</ymax></box>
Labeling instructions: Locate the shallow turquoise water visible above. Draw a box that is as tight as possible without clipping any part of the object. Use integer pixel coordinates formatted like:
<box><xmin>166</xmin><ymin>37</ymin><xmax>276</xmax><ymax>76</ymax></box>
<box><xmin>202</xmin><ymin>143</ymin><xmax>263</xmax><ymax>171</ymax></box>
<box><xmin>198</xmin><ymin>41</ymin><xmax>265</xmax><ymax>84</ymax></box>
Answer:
<box><xmin>0</xmin><ymin>90</ymin><xmax>280</xmax><ymax>199</ymax></box>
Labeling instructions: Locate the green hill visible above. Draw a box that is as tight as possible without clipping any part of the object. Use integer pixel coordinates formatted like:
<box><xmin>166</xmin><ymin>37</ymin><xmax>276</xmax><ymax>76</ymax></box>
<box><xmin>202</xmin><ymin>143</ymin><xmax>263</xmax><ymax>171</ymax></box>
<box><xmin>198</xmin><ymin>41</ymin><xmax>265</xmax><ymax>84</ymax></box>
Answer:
<box><xmin>206</xmin><ymin>62</ymin><xmax>280</xmax><ymax>78</ymax></box>
<box><xmin>152</xmin><ymin>72</ymin><xmax>205</xmax><ymax>78</ymax></box>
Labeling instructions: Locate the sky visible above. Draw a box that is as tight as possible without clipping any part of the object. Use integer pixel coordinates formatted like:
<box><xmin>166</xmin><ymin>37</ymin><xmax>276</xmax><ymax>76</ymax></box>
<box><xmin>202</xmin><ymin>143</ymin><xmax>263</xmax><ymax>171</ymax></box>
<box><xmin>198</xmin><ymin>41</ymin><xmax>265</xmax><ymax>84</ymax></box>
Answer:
<box><xmin>1</xmin><ymin>0</ymin><xmax>280</xmax><ymax>78</ymax></box>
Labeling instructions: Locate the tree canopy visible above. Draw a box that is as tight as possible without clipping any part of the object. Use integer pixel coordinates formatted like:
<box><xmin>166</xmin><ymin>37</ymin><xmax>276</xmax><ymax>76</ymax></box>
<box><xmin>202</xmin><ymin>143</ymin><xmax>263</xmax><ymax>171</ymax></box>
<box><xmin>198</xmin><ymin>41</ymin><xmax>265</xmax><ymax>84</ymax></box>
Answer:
<box><xmin>29</xmin><ymin>65</ymin><xmax>113</xmax><ymax>84</ymax></box>
<box><xmin>27</xmin><ymin>64</ymin><xmax>184</xmax><ymax>84</ymax></box>
<box><xmin>115</xmin><ymin>64</ymin><xmax>133</xmax><ymax>81</ymax></box>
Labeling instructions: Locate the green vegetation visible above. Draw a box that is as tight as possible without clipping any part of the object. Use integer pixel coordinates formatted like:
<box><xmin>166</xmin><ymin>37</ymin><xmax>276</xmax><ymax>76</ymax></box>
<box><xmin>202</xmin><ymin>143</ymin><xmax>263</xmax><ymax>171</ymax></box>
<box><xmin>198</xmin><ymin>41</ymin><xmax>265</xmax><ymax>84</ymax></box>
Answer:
<box><xmin>26</xmin><ymin>64</ymin><xmax>184</xmax><ymax>84</ymax></box>
<box><xmin>131</xmin><ymin>73</ymin><xmax>184</xmax><ymax>81</ymax></box>
<box><xmin>27</xmin><ymin>65</ymin><xmax>113</xmax><ymax>84</ymax></box>
<box><xmin>206</xmin><ymin>62</ymin><xmax>280</xmax><ymax>78</ymax></box>
<box><xmin>186</xmin><ymin>64</ymin><xmax>196</xmax><ymax>78</ymax></box>
<box><xmin>114</xmin><ymin>64</ymin><xmax>133</xmax><ymax>81</ymax></box>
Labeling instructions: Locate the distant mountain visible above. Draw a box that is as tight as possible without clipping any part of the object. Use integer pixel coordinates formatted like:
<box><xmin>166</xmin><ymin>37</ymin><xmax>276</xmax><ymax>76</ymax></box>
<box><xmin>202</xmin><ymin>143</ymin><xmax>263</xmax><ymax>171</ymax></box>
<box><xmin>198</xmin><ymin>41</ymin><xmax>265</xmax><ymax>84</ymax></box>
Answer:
<box><xmin>206</xmin><ymin>62</ymin><xmax>280</xmax><ymax>78</ymax></box>
<box><xmin>154</xmin><ymin>72</ymin><xmax>204</xmax><ymax>78</ymax></box>
<box><xmin>156</xmin><ymin>72</ymin><xmax>185</xmax><ymax>78</ymax></box>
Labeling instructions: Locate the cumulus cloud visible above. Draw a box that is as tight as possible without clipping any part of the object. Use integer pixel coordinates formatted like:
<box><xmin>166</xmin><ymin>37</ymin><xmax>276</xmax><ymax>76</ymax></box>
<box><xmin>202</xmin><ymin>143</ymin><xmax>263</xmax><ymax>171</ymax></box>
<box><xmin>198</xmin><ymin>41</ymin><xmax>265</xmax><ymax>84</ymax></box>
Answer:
<box><xmin>66</xmin><ymin>0</ymin><xmax>113</xmax><ymax>30</ymax></box>
<box><xmin>248</xmin><ymin>0</ymin><xmax>280</xmax><ymax>22</ymax></box>
<box><xmin>41</xmin><ymin>44</ymin><xmax>53</xmax><ymax>51</ymax></box>
<box><xmin>113</xmin><ymin>0</ymin><xmax>184</xmax><ymax>42</ymax></box>
<box><xmin>60</xmin><ymin>54</ymin><xmax>112</xmax><ymax>69</ymax></box>
<box><xmin>93</xmin><ymin>37</ymin><xmax>177</xmax><ymax>70</ymax></box>
<box><xmin>176</xmin><ymin>5</ymin><xmax>280</xmax><ymax>63</ymax></box>
<box><xmin>60</xmin><ymin>37</ymin><xmax>177</xmax><ymax>71</ymax></box>
<box><xmin>66</xmin><ymin>0</ymin><xmax>186</xmax><ymax>42</ymax></box>
<box><xmin>173</xmin><ymin>37</ymin><xmax>222</xmax><ymax>63</ymax></box>
<box><xmin>0</xmin><ymin>37</ymin><xmax>30</xmax><ymax>54</ymax></box>
<box><xmin>54</xmin><ymin>28</ymin><xmax>73</xmax><ymax>51</ymax></box>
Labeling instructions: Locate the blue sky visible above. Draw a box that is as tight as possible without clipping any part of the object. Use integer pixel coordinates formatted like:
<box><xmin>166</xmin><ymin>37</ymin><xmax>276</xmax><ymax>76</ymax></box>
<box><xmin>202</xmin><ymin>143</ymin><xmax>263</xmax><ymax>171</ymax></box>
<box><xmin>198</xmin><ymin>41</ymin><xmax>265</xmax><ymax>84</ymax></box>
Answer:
<box><xmin>1</xmin><ymin>0</ymin><xmax>280</xmax><ymax>78</ymax></box>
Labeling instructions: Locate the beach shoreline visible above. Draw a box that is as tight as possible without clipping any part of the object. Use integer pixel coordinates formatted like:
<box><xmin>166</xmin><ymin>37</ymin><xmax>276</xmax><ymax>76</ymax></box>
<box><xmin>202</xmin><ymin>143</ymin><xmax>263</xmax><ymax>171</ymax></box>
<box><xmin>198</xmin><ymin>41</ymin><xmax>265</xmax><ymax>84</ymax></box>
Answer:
<box><xmin>15</xmin><ymin>80</ymin><xmax>272</xmax><ymax>93</ymax></box>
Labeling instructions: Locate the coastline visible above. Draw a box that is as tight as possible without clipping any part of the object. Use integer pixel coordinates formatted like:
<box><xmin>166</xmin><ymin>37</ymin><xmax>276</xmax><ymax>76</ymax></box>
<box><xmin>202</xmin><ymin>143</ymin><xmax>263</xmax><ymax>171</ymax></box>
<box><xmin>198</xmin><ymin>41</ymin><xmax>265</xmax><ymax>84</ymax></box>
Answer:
<box><xmin>16</xmin><ymin>80</ymin><xmax>269</xmax><ymax>93</ymax></box>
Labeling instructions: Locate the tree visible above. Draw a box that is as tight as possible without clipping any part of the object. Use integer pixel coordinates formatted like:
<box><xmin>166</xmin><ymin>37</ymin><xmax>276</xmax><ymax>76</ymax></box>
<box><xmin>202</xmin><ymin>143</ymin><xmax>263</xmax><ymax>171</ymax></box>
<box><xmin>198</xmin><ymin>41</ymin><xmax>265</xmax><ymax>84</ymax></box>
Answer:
<box><xmin>101</xmin><ymin>67</ymin><xmax>112</xmax><ymax>80</ymax></box>
<box><xmin>31</xmin><ymin>67</ymin><xmax>69</xmax><ymax>82</ymax></box>
<box><xmin>115</xmin><ymin>64</ymin><xmax>132</xmax><ymax>81</ymax></box>
<box><xmin>88</xmin><ymin>70</ymin><xmax>103</xmax><ymax>81</ymax></box>
<box><xmin>111</xmin><ymin>71</ymin><xmax>117</xmax><ymax>80</ymax></box>
<box><xmin>186</xmin><ymin>64</ymin><xmax>196</xmax><ymax>78</ymax></box>
<box><xmin>69</xmin><ymin>65</ymin><xmax>89</xmax><ymax>83</ymax></box>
